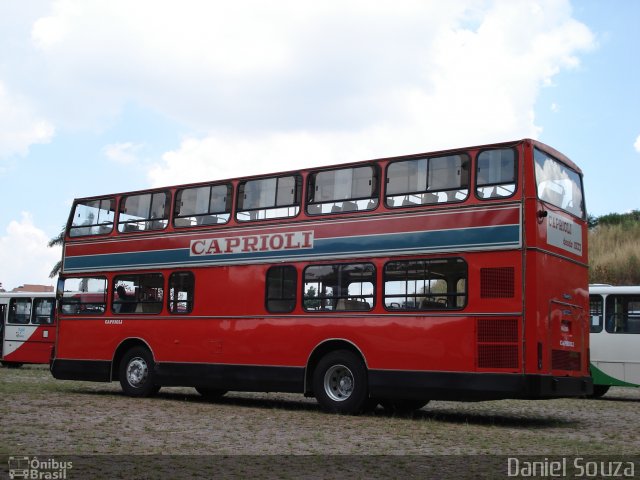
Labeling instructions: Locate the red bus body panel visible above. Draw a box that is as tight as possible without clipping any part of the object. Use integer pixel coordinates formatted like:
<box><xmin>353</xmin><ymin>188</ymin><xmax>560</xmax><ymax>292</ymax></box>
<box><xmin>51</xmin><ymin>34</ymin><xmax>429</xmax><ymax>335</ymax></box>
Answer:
<box><xmin>52</xmin><ymin>139</ymin><xmax>591</xmax><ymax>400</ymax></box>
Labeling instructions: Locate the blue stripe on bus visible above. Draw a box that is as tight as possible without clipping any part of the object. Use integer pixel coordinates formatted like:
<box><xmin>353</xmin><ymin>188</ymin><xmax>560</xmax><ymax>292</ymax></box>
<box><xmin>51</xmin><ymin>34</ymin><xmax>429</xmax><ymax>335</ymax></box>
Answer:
<box><xmin>63</xmin><ymin>224</ymin><xmax>520</xmax><ymax>272</ymax></box>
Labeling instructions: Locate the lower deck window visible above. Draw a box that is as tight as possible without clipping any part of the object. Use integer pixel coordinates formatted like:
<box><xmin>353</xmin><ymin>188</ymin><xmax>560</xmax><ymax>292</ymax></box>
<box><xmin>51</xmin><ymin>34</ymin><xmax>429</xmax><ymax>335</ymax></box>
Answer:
<box><xmin>33</xmin><ymin>298</ymin><xmax>55</xmax><ymax>324</ymax></box>
<box><xmin>113</xmin><ymin>274</ymin><xmax>164</xmax><ymax>314</ymax></box>
<box><xmin>605</xmin><ymin>295</ymin><xmax>640</xmax><ymax>334</ymax></box>
<box><xmin>266</xmin><ymin>266</ymin><xmax>297</xmax><ymax>313</ymax></box>
<box><xmin>303</xmin><ymin>263</ymin><xmax>374</xmax><ymax>311</ymax></box>
<box><xmin>60</xmin><ymin>277</ymin><xmax>107</xmax><ymax>315</ymax></box>
<box><xmin>8</xmin><ymin>298</ymin><xmax>31</xmax><ymax>324</ymax></box>
<box><xmin>384</xmin><ymin>258</ymin><xmax>467</xmax><ymax>310</ymax></box>
<box><xmin>168</xmin><ymin>272</ymin><xmax>195</xmax><ymax>314</ymax></box>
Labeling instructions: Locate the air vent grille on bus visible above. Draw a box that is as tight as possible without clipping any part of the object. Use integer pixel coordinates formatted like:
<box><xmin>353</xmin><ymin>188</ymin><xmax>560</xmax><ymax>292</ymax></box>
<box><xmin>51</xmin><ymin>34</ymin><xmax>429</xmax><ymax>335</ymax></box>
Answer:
<box><xmin>480</xmin><ymin>267</ymin><xmax>515</xmax><ymax>298</ymax></box>
<box><xmin>477</xmin><ymin>318</ymin><xmax>519</xmax><ymax>370</ymax></box>
<box><xmin>478</xmin><ymin>345</ymin><xmax>519</xmax><ymax>369</ymax></box>
<box><xmin>477</xmin><ymin>318</ymin><xmax>518</xmax><ymax>343</ymax></box>
<box><xmin>551</xmin><ymin>350</ymin><xmax>581</xmax><ymax>371</ymax></box>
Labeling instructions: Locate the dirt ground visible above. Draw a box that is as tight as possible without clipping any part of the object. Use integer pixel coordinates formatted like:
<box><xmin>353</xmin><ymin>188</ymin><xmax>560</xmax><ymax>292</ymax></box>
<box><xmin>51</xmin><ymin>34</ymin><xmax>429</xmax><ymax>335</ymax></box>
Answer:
<box><xmin>1</xmin><ymin>365</ymin><xmax>639</xmax><ymax>478</ymax></box>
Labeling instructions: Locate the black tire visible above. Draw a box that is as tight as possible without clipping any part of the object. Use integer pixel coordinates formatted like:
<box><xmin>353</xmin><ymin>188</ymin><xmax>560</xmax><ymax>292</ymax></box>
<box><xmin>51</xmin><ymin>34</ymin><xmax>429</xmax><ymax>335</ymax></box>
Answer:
<box><xmin>589</xmin><ymin>384</ymin><xmax>610</xmax><ymax>398</ymax></box>
<box><xmin>195</xmin><ymin>387</ymin><xmax>227</xmax><ymax>401</ymax></box>
<box><xmin>119</xmin><ymin>347</ymin><xmax>160</xmax><ymax>397</ymax></box>
<box><xmin>313</xmin><ymin>350</ymin><xmax>368</xmax><ymax>415</ymax></box>
<box><xmin>380</xmin><ymin>399</ymin><xmax>429</xmax><ymax>413</ymax></box>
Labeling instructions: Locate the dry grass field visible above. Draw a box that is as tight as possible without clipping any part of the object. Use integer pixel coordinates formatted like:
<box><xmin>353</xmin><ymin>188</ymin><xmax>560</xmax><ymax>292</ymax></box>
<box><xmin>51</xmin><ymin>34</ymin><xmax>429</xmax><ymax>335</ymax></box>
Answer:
<box><xmin>1</xmin><ymin>365</ymin><xmax>639</xmax><ymax>478</ymax></box>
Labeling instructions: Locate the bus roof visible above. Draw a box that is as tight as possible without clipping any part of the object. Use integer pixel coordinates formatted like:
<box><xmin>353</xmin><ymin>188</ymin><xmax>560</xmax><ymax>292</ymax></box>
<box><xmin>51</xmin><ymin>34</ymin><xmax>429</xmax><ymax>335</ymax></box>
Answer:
<box><xmin>70</xmin><ymin>138</ymin><xmax>580</xmax><ymax>202</ymax></box>
<box><xmin>589</xmin><ymin>285</ymin><xmax>640</xmax><ymax>295</ymax></box>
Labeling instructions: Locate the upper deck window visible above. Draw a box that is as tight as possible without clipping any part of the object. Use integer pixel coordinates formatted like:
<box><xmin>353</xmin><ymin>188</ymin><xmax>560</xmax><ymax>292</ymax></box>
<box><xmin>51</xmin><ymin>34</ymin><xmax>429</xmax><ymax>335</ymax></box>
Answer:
<box><xmin>386</xmin><ymin>154</ymin><xmax>469</xmax><ymax>207</ymax></box>
<box><xmin>476</xmin><ymin>149</ymin><xmax>517</xmax><ymax>199</ymax></box>
<box><xmin>307</xmin><ymin>166</ymin><xmax>378</xmax><ymax>214</ymax></box>
<box><xmin>118</xmin><ymin>191</ymin><xmax>170</xmax><ymax>233</ymax></box>
<box><xmin>534</xmin><ymin>148</ymin><xmax>584</xmax><ymax>219</ymax></box>
<box><xmin>69</xmin><ymin>198</ymin><xmax>116</xmax><ymax>237</ymax></box>
<box><xmin>175</xmin><ymin>184</ymin><xmax>232</xmax><ymax>227</ymax></box>
<box><xmin>236</xmin><ymin>175</ymin><xmax>301</xmax><ymax>222</ymax></box>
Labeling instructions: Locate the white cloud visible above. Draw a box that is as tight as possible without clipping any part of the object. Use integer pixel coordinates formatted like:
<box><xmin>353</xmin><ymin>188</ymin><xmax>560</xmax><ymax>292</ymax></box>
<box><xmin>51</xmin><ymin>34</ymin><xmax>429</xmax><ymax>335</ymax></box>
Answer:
<box><xmin>103</xmin><ymin>142</ymin><xmax>144</xmax><ymax>165</ymax></box>
<box><xmin>27</xmin><ymin>1</ymin><xmax>594</xmax><ymax>133</ymax></box>
<box><xmin>145</xmin><ymin>0</ymin><xmax>595</xmax><ymax>186</ymax></box>
<box><xmin>634</xmin><ymin>134</ymin><xmax>640</xmax><ymax>154</ymax></box>
<box><xmin>0</xmin><ymin>213</ymin><xmax>61</xmax><ymax>291</ymax></box>
<box><xmin>0</xmin><ymin>81</ymin><xmax>55</xmax><ymax>159</ymax></box>
<box><xmin>7</xmin><ymin>0</ymin><xmax>594</xmax><ymax>185</ymax></box>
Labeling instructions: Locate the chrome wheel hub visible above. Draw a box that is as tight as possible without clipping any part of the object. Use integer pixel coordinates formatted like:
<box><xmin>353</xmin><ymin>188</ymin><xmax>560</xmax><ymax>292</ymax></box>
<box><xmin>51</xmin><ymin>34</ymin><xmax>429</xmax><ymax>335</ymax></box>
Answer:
<box><xmin>126</xmin><ymin>357</ymin><xmax>148</xmax><ymax>387</ymax></box>
<box><xmin>324</xmin><ymin>364</ymin><xmax>354</xmax><ymax>402</ymax></box>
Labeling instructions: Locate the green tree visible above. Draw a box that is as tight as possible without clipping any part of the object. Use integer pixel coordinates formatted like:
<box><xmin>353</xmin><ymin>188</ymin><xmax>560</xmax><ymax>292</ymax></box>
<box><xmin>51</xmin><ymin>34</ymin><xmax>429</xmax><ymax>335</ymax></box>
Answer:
<box><xmin>48</xmin><ymin>225</ymin><xmax>65</xmax><ymax>279</ymax></box>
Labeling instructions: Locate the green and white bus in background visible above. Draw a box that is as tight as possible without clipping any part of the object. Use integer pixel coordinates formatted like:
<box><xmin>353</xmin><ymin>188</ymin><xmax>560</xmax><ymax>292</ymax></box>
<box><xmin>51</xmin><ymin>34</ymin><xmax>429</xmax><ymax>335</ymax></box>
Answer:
<box><xmin>589</xmin><ymin>285</ymin><xmax>640</xmax><ymax>397</ymax></box>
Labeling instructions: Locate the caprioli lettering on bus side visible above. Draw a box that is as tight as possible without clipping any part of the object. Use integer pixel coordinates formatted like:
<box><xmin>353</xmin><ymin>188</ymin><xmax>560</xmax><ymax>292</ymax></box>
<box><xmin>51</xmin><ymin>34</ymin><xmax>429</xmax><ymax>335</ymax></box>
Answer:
<box><xmin>190</xmin><ymin>230</ymin><xmax>314</xmax><ymax>256</ymax></box>
<box><xmin>548</xmin><ymin>215</ymin><xmax>572</xmax><ymax>234</ymax></box>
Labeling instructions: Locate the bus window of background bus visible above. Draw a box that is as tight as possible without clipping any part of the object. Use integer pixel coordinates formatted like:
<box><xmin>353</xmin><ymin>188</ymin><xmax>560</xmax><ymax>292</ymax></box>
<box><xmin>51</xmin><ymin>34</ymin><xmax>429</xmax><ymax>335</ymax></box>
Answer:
<box><xmin>534</xmin><ymin>148</ymin><xmax>584</xmax><ymax>218</ymax></box>
<box><xmin>8</xmin><ymin>298</ymin><xmax>31</xmax><ymax>324</ymax></box>
<box><xmin>174</xmin><ymin>184</ymin><xmax>232</xmax><ymax>227</ymax></box>
<box><xmin>476</xmin><ymin>149</ymin><xmax>517</xmax><ymax>199</ymax></box>
<box><xmin>266</xmin><ymin>266</ymin><xmax>297</xmax><ymax>313</ymax></box>
<box><xmin>113</xmin><ymin>274</ymin><xmax>164</xmax><ymax>314</ymax></box>
<box><xmin>589</xmin><ymin>295</ymin><xmax>604</xmax><ymax>333</ymax></box>
<box><xmin>307</xmin><ymin>166</ymin><xmax>378</xmax><ymax>215</ymax></box>
<box><xmin>168</xmin><ymin>272</ymin><xmax>195</xmax><ymax>314</ymax></box>
<box><xmin>32</xmin><ymin>298</ymin><xmax>55</xmax><ymax>324</ymax></box>
<box><xmin>605</xmin><ymin>295</ymin><xmax>640</xmax><ymax>334</ymax></box>
<box><xmin>69</xmin><ymin>198</ymin><xmax>116</xmax><ymax>237</ymax></box>
<box><xmin>60</xmin><ymin>277</ymin><xmax>107</xmax><ymax>315</ymax></box>
<box><xmin>384</xmin><ymin>258</ymin><xmax>467</xmax><ymax>310</ymax></box>
<box><xmin>303</xmin><ymin>263</ymin><xmax>374</xmax><ymax>311</ymax></box>
<box><xmin>236</xmin><ymin>175</ymin><xmax>301</xmax><ymax>222</ymax></box>
<box><xmin>386</xmin><ymin>154</ymin><xmax>469</xmax><ymax>208</ymax></box>
<box><xmin>118</xmin><ymin>191</ymin><xmax>170</xmax><ymax>233</ymax></box>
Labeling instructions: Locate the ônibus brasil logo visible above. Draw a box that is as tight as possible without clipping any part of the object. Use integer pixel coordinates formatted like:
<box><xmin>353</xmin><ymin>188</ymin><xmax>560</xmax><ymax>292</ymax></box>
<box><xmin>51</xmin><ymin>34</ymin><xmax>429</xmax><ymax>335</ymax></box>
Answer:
<box><xmin>8</xmin><ymin>456</ymin><xmax>73</xmax><ymax>479</ymax></box>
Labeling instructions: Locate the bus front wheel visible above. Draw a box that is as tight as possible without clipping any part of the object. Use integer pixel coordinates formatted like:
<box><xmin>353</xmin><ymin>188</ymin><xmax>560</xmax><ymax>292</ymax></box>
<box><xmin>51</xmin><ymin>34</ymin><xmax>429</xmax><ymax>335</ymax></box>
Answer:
<box><xmin>119</xmin><ymin>347</ymin><xmax>161</xmax><ymax>397</ymax></box>
<box><xmin>313</xmin><ymin>350</ymin><xmax>368</xmax><ymax>415</ymax></box>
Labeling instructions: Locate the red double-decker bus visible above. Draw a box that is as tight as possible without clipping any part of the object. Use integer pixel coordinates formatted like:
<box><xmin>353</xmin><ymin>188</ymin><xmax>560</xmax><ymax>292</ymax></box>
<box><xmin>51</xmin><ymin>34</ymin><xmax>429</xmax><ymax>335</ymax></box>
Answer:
<box><xmin>1</xmin><ymin>292</ymin><xmax>56</xmax><ymax>367</ymax></box>
<box><xmin>51</xmin><ymin>139</ymin><xmax>592</xmax><ymax>413</ymax></box>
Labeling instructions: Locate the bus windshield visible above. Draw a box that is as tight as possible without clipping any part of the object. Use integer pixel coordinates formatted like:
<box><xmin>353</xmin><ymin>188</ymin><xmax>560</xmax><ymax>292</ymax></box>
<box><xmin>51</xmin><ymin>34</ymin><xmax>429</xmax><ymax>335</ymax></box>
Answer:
<box><xmin>534</xmin><ymin>148</ymin><xmax>584</xmax><ymax>219</ymax></box>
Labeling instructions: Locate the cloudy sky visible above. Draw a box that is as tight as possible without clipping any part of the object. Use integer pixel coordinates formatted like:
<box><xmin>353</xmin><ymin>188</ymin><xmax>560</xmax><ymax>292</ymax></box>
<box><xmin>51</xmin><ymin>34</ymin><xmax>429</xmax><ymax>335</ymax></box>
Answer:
<box><xmin>0</xmin><ymin>0</ymin><xmax>638</xmax><ymax>291</ymax></box>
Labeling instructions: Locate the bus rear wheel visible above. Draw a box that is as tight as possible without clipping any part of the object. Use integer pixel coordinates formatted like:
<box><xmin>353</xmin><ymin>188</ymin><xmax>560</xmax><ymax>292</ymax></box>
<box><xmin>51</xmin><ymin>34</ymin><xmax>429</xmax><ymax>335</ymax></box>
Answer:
<box><xmin>119</xmin><ymin>347</ymin><xmax>160</xmax><ymax>397</ymax></box>
<box><xmin>313</xmin><ymin>350</ymin><xmax>368</xmax><ymax>415</ymax></box>
<box><xmin>195</xmin><ymin>387</ymin><xmax>227</xmax><ymax>401</ymax></box>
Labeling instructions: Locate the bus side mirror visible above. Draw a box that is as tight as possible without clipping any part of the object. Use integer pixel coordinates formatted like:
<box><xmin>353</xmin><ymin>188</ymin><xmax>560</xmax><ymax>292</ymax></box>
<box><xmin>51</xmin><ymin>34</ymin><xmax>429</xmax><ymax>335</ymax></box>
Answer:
<box><xmin>56</xmin><ymin>278</ymin><xmax>65</xmax><ymax>300</ymax></box>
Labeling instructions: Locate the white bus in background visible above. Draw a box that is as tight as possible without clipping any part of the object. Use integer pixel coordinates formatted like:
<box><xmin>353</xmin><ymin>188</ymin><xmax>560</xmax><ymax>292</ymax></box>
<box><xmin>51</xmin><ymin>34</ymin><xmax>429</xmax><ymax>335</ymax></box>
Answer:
<box><xmin>0</xmin><ymin>292</ymin><xmax>56</xmax><ymax>367</ymax></box>
<box><xmin>589</xmin><ymin>284</ymin><xmax>640</xmax><ymax>397</ymax></box>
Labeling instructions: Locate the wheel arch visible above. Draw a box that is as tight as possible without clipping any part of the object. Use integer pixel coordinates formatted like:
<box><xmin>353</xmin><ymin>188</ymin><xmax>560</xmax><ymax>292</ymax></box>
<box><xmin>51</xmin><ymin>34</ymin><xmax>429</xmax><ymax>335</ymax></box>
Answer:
<box><xmin>304</xmin><ymin>338</ymin><xmax>368</xmax><ymax>395</ymax></box>
<box><xmin>111</xmin><ymin>337</ymin><xmax>155</xmax><ymax>381</ymax></box>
